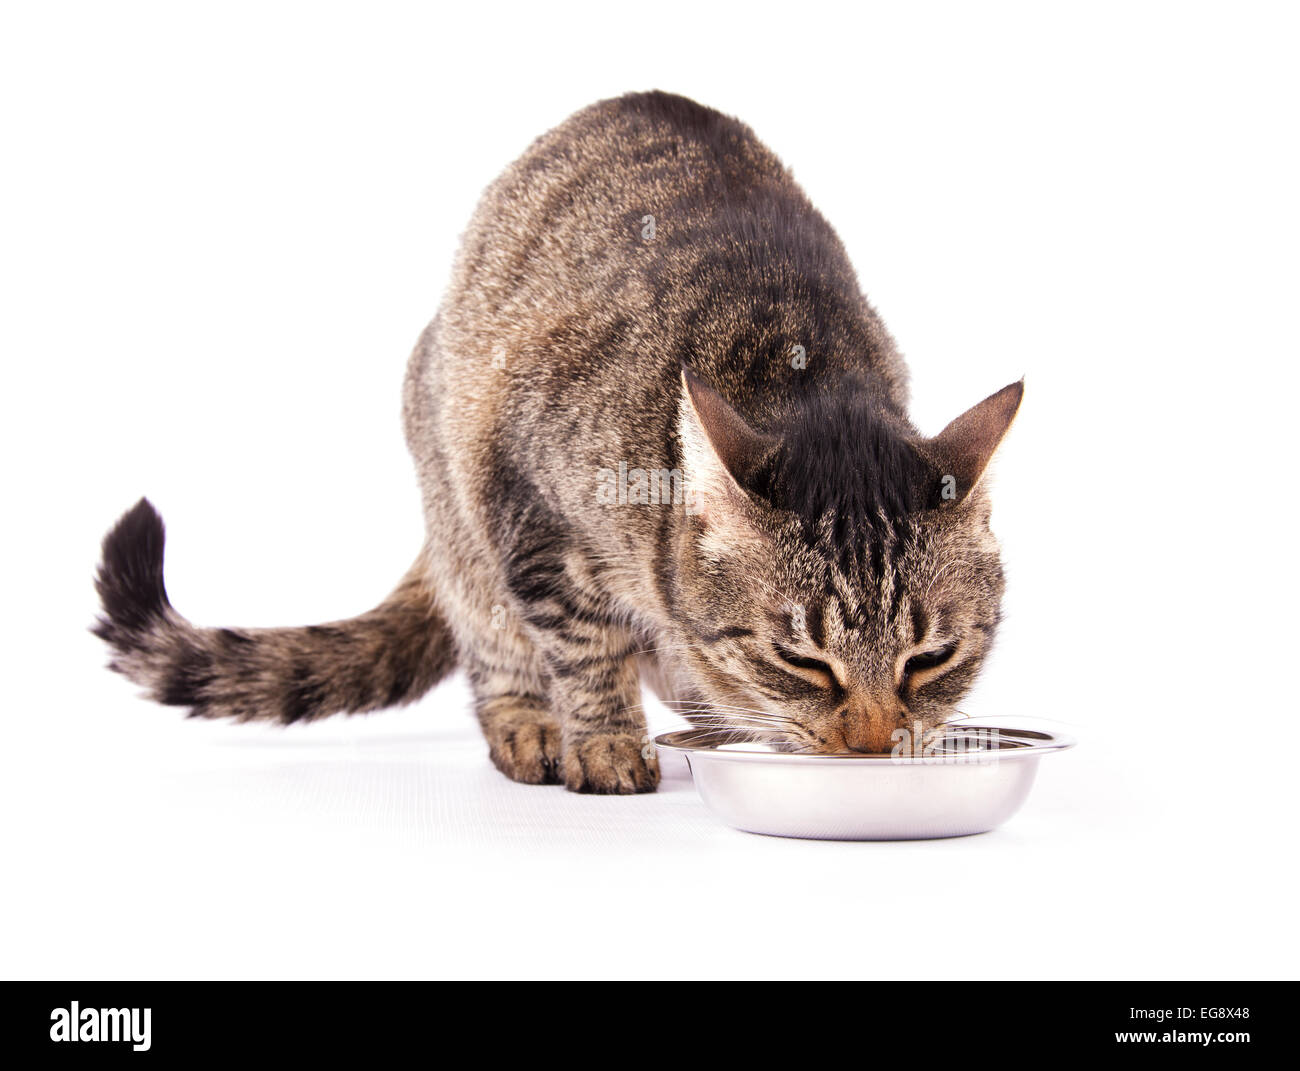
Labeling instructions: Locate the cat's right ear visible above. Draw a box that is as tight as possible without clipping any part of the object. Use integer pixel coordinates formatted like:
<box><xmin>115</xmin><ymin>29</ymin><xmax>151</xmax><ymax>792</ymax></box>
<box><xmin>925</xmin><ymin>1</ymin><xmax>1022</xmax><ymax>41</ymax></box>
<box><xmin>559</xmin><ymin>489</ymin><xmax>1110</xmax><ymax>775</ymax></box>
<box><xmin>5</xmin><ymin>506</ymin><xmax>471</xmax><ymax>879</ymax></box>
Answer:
<box><xmin>925</xmin><ymin>379</ymin><xmax>1024</xmax><ymax>504</ymax></box>
<box><xmin>678</xmin><ymin>367</ymin><xmax>777</xmax><ymax>528</ymax></box>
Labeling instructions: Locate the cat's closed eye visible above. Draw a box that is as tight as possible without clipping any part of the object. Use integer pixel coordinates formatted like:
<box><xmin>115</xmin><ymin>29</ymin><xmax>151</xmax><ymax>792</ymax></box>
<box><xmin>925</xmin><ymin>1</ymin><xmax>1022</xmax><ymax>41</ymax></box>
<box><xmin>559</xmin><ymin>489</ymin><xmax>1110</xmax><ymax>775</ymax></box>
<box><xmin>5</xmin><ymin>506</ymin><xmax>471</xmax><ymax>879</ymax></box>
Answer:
<box><xmin>902</xmin><ymin>643</ymin><xmax>958</xmax><ymax>680</ymax></box>
<box><xmin>773</xmin><ymin>643</ymin><xmax>837</xmax><ymax>684</ymax></box>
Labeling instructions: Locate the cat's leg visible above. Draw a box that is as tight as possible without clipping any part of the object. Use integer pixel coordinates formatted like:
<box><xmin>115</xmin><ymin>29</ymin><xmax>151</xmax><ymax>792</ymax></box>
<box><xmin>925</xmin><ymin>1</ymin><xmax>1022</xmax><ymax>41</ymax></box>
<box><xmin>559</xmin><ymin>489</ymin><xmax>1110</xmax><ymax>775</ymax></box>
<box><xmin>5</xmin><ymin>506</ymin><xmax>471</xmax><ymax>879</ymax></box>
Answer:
<box><xmin>403</xmin><ymin>323</ymin><xmax>564</xmax><ymax>785</ymax></box>
<box><xmin>456</xmin><ymin>589</ymin><xmax>563</xmax><ymax>786</ymax></box>
<box><xmin>468</xmin><ymin>586</ymin><xmax>656</xmax><ymax>792</ymax></box>
<box><xmin>421</xmin><ymin>513</ymin><xmax>563</xmax><ymax>784</ymax></box>
<box><xmin>545</xmin><ymin>625</ymin><xmax>659</xmax><ymax>794</ymax></box>
<box><xmin>438</xmin><ymin>530</ymin><xmax>657</xmax><ymax>790</ymax></box>
<box><xmin>467</xmin><ymin>654</ymin><xmax>563</xmax><ymax>786</ymax></box>
<box><xmin>504</xmin><ymin>551</ymin><xmax>659</xmax><ymax>794</ymax></box>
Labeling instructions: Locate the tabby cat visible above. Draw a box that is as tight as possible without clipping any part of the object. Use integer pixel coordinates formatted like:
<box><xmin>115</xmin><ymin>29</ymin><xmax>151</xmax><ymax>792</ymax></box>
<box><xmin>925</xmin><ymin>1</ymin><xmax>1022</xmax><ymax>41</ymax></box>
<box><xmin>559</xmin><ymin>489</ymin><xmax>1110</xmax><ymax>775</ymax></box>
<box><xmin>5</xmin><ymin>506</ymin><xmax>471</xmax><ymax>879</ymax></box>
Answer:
<box><xmin>94</xmin><ymin>91</ymin><xmax>1022</xmax><ymax>793</ymax></box>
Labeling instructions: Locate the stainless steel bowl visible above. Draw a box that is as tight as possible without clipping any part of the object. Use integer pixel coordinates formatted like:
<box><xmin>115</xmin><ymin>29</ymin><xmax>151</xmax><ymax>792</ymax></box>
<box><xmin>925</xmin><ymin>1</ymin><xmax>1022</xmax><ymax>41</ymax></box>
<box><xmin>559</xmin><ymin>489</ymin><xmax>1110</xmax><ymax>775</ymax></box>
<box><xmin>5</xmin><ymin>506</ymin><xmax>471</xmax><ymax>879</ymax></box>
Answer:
<box><xmin>655</xmin><ymin>722</ymin><xmax>1074</xmax><ymax>840</ymax></box>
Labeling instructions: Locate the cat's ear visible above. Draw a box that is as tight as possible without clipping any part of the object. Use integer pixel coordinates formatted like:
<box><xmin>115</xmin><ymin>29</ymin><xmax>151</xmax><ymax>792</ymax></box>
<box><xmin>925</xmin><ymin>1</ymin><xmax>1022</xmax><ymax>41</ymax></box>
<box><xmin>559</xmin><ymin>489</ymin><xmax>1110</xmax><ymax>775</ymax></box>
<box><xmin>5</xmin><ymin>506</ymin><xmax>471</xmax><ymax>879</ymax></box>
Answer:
<box><xmin>925</xmin><ymin>380</ymin><xmax>1024</xmax><ymax>504</ymax></box>
<box><xmin>678</xmin><ymin>366</ymin><xmax>777</xmax><ymax>525</ymax></box>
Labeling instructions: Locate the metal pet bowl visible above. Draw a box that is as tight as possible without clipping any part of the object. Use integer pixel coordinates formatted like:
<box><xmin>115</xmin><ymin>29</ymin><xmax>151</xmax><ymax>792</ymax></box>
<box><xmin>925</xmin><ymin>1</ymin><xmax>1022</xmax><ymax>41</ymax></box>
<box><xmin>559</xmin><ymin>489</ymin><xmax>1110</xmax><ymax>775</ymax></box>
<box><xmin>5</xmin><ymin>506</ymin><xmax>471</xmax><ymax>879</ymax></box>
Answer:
<box><xmin>655</xmin><ymin>721</ymin><xmax>1074</xmax><ymax>841</ymax></box>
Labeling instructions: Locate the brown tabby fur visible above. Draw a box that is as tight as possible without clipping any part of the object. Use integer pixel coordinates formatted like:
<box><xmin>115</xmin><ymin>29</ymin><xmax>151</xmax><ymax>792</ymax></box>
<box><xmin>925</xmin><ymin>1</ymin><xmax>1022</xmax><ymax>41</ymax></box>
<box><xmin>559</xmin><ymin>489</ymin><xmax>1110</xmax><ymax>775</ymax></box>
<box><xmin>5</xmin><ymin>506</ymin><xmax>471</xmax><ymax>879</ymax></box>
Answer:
<box><xmin>94</xmin><ymin>91</ymin><xmax>1022</xmax><ymax>793</ymax></box>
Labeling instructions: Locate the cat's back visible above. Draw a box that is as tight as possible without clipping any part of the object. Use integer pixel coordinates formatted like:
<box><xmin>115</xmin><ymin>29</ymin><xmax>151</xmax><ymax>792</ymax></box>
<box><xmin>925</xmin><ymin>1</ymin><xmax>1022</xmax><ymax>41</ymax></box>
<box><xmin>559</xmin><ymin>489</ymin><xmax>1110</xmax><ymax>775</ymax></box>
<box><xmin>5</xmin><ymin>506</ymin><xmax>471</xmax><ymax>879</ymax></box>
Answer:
<box><xmin>411</xmin><ymin>92</ymin><xmax>905</xmax><ymax>502</ymax></box>
<box><xmin>461</xmin><ymin>92</ymin><xmax>788</xmax><ymax>277</ymax></box>
<box><xmin>434</xmin><ymin>91</ymin><xmax>887</xmax><ymax>391</ymax></box>
<box><xmin>439</xmin><ymin>91</ymin><xmax>792</xmax><ymax>341</ymax></box>
<box><xmin>404</xmin><ymin>91</ymin><xmax>908</xmax><ymax>555</ymax></box>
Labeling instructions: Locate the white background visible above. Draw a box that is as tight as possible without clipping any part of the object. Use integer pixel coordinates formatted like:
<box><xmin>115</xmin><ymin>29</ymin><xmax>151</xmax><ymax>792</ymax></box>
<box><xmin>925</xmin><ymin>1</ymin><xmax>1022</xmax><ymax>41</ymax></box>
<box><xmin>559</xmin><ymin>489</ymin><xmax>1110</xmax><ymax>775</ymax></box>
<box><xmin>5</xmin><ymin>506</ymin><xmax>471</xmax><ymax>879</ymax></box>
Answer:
<box><xmin>2</xmin><ymin>1</ymin><xmax>1297</xmax><ymax>980</ymax></box>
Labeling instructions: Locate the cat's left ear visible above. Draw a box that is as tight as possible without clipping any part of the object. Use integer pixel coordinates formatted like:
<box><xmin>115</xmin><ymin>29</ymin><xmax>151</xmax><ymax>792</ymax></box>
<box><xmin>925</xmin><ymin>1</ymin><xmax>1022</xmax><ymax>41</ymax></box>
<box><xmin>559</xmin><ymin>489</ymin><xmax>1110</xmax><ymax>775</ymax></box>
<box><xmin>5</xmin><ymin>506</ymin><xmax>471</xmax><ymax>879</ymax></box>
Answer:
<box><xmin>678</xmin><ymin>366</ymin><xmax>777</xmax><ymax>527</ymax></box>
<box><xmin>925</xmin><ymin>379</ymin><xmax>1024</xmax><ymax>504</ymax></box>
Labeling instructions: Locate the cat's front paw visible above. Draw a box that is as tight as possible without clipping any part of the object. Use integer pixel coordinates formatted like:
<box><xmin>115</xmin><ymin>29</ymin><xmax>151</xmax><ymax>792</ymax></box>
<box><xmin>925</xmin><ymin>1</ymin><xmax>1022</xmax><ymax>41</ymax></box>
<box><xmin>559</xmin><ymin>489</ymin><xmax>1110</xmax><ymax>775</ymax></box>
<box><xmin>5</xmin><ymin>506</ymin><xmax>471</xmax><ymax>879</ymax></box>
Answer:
<box><xmin>563</xmin><ymin>732</ymin><xmax>660</xmax><ymax>794</ymax></box>
<box><xmin>484</xmin><ymin>713</ymin><xmax>563</xmax><ymax>785</ymax></box>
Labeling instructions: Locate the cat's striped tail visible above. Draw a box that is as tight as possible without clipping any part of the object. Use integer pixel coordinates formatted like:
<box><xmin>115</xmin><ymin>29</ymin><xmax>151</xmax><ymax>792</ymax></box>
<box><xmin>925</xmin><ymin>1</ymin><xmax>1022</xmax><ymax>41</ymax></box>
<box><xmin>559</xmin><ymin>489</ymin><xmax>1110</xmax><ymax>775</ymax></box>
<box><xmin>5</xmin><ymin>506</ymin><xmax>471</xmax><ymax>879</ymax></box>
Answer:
<box><xmin>92</xmin><ymin>498</ymin><xmax>456</xmax><ymax>723</ymax></box>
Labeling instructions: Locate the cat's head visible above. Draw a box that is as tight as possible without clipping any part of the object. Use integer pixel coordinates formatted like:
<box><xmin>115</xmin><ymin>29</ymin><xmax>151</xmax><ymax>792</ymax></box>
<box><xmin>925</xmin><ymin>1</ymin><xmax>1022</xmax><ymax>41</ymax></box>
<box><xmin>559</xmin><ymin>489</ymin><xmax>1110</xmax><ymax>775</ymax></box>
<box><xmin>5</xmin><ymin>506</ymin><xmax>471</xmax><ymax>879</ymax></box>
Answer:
<box><xmin>670</xmin><ymin>368</ymin><xmax>1022</xmax><ymax>753</ymax></box>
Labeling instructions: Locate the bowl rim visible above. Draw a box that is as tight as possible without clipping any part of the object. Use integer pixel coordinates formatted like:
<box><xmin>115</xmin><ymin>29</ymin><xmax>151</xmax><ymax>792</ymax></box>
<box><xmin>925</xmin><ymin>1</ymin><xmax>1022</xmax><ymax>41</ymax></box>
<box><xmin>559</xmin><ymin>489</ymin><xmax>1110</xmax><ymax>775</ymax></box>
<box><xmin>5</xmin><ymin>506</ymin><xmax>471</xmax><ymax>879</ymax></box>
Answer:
<box><xmin>654</xmin><ymin>721</ymin><xmax>1076</xmax><ymax>765</ymax></box>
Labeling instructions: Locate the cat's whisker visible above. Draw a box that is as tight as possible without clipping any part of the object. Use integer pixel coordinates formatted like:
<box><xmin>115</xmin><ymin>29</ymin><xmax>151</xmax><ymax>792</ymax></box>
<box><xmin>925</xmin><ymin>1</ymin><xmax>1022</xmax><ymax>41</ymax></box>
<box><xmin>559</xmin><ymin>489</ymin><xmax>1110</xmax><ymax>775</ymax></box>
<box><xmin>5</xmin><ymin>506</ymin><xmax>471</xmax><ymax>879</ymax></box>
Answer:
<box><xmin>634</xmin><ymin>711</ymin><xmax>802</xmax><ymax>731</ymax></box>
<box><xmin>651</xmin><ymin>698</ymin><xmax>786</xmax><ymax>713</ymax></box>
<box><xmin>665</xmin><ymin>709</ymin><xmax>792</xmax><ymax>721</ymax></box>
<box><xmin>668</xmin><ymin>707</ymin><xmax>800</xmax><ymax>721</ymax></box>
<box><xmin>686</xmin><ymin>696</ymin><xmax>785</xmax><ymax>717</ymax></box>
<box><xmin>637</xmin><ymin>702</ymin><xmax>797</xmax><ymax>722</ymax></box>
<box><xmin>661</xmin><ymin>723</ymin><xmax>803</xmax><ymax>738</ymax></box>
<box><xmin>625</xmin><ymin>705</ymin><xmax>794</xmax><ymax>722</ymax></box>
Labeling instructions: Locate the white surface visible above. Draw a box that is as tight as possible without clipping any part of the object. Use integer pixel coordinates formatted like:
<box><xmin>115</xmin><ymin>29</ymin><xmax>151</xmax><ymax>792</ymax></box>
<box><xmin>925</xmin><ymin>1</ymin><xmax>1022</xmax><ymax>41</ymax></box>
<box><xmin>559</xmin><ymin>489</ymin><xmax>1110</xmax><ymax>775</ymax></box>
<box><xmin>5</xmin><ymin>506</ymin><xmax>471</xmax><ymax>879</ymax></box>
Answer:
<box><xmin>2</xmin><ymin>1</ymin><xmax>1297</xmax><ymax>979</ymax></box>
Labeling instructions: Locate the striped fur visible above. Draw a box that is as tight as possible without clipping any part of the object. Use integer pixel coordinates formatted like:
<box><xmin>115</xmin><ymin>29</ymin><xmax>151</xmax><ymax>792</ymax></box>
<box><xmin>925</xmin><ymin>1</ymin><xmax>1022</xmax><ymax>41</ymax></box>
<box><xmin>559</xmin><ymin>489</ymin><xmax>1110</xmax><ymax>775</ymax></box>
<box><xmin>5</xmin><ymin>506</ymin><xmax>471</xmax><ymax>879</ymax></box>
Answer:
<box><xmin>94</xmin><ymin>91</ymin><xmax>1022</xmax><ymax>792</ymax></box>
<box><xmin>94</xmin><ymin>500</ymin><xmax>455</xmax><ymax>724</ymax></box>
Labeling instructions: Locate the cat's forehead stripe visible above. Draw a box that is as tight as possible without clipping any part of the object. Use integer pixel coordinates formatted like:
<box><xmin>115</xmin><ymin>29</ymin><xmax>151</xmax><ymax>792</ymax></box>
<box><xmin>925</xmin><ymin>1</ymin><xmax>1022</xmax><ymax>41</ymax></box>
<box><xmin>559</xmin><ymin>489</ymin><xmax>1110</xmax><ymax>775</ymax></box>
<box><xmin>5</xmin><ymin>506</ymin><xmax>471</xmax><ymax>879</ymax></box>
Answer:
<box><xmin>806</xmin><ymin>601</ymin><xmax>826</xmax><ymax>648</ymax></box>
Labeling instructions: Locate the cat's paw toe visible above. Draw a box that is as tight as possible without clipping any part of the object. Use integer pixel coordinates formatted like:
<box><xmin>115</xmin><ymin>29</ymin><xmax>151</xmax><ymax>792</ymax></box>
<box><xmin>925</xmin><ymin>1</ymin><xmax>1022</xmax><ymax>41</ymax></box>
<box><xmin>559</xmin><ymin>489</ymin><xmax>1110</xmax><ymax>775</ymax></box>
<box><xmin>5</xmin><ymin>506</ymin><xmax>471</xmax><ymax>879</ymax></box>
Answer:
<box><xmin>563</xmin><ymin>732</ymin><xmax>660</xmax><ymax>794</ymax></box>
<box><xmin>486</xmin><ymin>716</ymin><xmax>563</xmax><ymax>785</ymax></box>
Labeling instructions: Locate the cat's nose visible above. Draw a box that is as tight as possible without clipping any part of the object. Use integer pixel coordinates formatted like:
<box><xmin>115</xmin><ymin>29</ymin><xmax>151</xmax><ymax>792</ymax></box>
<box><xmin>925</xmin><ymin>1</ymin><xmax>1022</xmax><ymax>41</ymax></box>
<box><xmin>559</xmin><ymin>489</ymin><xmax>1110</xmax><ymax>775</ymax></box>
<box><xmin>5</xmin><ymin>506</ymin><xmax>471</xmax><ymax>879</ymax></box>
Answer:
<box><xmin>837</xmin><ymin>712</ymin><xmax>899</xmax><ymax>753</ymax></box>
<box><xmin>840</xmin><ymin>723</ymin><xmax>898</xmax><ymax>753</ymax></box>
<box><xmin>839</xmin><ymin>703</ymin><xmax>906</xmax><ymax>754</ymax></box>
